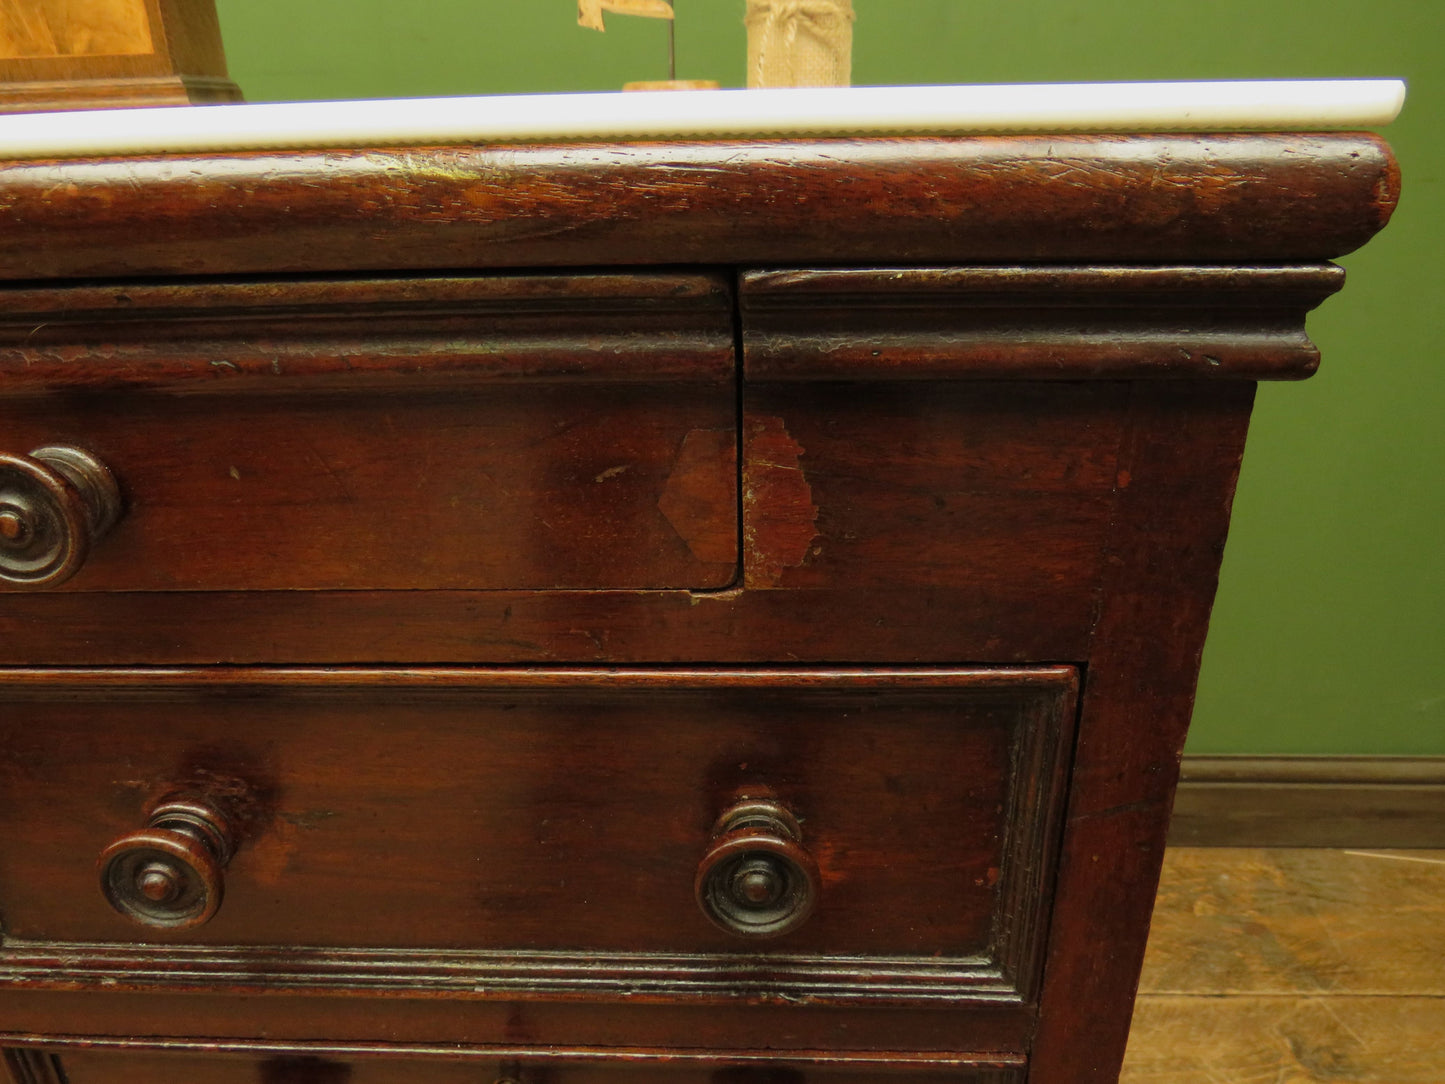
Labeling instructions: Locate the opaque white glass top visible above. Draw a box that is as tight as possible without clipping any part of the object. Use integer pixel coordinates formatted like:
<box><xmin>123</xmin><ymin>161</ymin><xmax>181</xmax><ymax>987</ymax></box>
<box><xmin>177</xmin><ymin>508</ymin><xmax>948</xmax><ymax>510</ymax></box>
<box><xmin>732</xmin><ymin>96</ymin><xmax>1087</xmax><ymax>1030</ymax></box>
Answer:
<box><xmin>0</xmin><ymin>80</ymin><xmax>1406</xmax><ymax>160</ymax></box>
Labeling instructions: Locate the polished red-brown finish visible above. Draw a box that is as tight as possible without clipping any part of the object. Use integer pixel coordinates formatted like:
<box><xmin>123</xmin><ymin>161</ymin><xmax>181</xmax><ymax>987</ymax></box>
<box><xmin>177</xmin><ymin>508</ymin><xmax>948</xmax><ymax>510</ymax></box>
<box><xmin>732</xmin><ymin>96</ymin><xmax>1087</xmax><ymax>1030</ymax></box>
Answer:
<box><xmin>0</xmin><ymin>134</ymin><xmax>1396</xmax><ymax>281</ymax></box>
<box><xmin>0</xmin><ymin>274</ymin><xmax>738</xmax><ymax>593</ymax></box>
<box><xmin>1031</xmin><ymin>382</ymin><xmax>1257</xmax><ymax>1083</ymax></box>
<box><xmin>0</xmin><ymin>275</ymin><xmax>736</xmax><ymax>395</ymax></box>
<box><xmin>12</xmin><ymin>1046</ymin><xmax>1028</xmax><ymax>1084</ymax></box>
<box><xmin>740</xmin><ymin>267</ymin><xmax>1343</xmax><ymax>382</ymax></box>
<box><xmin>0</xmin><ymin>133</ymin><xmax>1398</xmax><ymax>1083</ymax></box>
<box><xmin>0</xmin><ymin>668</ymin><xmax>1073</xmax><ymax>999</ymax></box>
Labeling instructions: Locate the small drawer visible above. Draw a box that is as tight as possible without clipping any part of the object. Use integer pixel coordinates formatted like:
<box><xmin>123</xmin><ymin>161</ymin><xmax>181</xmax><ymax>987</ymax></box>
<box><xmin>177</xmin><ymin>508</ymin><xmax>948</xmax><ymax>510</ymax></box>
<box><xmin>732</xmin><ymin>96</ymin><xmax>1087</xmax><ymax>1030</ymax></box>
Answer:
<box><xmin>0</xmin><ymin>275</ymin><xmax>738</xmax><ymax>592</ymax></box>
<box><xmin>0</xmin><ymin>668</ymin><xmax>1075</xmax><ymax>1008</ymax></box>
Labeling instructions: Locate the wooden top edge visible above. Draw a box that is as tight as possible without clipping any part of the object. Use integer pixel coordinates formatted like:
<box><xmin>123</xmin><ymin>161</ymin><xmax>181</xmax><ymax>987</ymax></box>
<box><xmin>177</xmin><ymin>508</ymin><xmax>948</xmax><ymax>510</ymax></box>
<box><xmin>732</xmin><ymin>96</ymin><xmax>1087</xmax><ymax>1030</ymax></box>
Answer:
<box><xmin>0</xmin><ymin>132</ymin><xmax>1399</xmax><ymax>280</ymax></box>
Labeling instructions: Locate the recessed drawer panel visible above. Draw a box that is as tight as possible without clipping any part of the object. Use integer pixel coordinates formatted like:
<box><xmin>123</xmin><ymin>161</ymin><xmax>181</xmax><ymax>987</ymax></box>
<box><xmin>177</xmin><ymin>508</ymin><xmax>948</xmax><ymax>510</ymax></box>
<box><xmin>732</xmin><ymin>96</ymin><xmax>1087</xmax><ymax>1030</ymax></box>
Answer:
<box><xmin>0</xmin><ymin>668</ymin><xmax>1074</xmax><ymax>1006</ymax></box>
<box><xmin>0</xmin><ymin>275</ymin><xmax>738</xmax><ymax>592</ymax></box>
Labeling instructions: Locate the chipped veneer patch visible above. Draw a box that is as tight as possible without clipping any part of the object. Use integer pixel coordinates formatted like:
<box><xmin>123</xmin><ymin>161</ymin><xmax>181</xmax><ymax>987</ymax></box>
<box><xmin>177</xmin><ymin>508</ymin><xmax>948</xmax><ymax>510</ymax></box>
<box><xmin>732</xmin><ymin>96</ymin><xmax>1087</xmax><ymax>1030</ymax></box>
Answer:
<box><xmin>743</xmin><ymin>414</ymin><xmax>819</xmax><ymax>589</ymax></box>
<box><xmin>657</xmin><ymin>427</ymin><xmax>738</xmax><ymax>568</ymax></box>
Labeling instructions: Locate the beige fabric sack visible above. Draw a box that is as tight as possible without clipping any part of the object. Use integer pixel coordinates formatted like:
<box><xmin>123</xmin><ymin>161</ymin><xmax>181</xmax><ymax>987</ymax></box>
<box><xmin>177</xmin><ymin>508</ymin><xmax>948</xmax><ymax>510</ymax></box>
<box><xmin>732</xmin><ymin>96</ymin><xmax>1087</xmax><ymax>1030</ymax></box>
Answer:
<box><xmin>745</xmin><ymin>0</ymin><xmax>854</xmax><ymax>88</ymax></box>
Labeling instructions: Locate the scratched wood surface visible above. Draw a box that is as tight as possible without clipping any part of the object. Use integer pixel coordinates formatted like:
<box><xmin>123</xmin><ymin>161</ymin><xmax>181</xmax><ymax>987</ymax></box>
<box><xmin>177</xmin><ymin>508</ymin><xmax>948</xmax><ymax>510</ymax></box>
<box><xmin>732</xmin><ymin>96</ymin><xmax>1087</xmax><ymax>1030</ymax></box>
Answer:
<box><xmin>1122</xmin><ymin>848</ymin><xmax>1445</xmax><ymax>1082</ymax></box>
<box><xmin>0</xmin><ymin>136</ymin><xmax>1397</xmax><ymax>280</ymax></box>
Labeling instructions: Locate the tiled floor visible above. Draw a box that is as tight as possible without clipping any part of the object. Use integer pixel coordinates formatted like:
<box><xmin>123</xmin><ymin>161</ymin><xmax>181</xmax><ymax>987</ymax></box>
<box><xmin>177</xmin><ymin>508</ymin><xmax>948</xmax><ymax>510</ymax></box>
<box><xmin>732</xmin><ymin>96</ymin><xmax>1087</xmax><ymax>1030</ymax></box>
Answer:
<box><xmin>1120</xmin><ymin>848</ymin><xmax>1445</xmax><ymax>1083</ymax></box>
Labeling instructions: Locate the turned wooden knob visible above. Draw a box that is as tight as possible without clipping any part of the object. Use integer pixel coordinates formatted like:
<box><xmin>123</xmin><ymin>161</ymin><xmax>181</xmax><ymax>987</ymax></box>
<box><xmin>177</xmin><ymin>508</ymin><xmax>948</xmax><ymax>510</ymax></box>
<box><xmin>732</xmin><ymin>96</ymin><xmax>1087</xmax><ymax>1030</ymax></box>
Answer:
<box><xmin>0</xmin><ymin>444</ymin><xmax>121</xmax><ymax>588</ymax></box>
<box><xmin>695</xmin><ymin>798</ymin><xmax>819</xmax><ymax>939</ymax></box>
<box><xmin>98</xmin><ymin>797</ymin><xmax>235</xmax><ymax>930</ymax></box>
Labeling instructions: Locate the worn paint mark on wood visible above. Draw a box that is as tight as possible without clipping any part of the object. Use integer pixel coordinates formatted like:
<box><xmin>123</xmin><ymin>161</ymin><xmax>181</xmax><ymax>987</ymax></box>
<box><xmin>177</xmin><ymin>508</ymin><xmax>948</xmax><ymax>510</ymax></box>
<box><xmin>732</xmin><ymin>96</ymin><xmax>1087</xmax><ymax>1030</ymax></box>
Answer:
<box><xmin>743</xmin><ymin>414</ymin><xmax>818</xmax><ymax>588</ymax></box>
<box><xmin>656</xmin><ymin>427</ymin><xmax>738</xmax><ymax>567</ymax></box>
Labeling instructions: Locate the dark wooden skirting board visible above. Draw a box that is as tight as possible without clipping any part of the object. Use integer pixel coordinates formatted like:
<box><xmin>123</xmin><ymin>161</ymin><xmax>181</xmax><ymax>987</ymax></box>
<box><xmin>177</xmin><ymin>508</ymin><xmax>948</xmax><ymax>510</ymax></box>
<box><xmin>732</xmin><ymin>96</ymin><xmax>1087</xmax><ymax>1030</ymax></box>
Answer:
<box><xmin>1170</xmin><ymin>756</ymin><xmax>1445</xmax><ymax>847</ymax></box>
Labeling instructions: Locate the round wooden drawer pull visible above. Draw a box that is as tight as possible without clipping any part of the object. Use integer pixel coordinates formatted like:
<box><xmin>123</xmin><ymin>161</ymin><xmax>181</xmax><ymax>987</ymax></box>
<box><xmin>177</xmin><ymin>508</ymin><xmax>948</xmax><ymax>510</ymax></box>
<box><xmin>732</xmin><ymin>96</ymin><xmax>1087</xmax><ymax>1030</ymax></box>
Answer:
<box><xmin>98</xmin><ymin>797</ymin><xmax>235</xmax><ymax>930</ymax></box>
<box><xmin>0</xmin><ymin>444</ymin><xmax>122</xmax><ymax>588</ymax></box>
<box><xmin>695</xmin><ymin>797</ymin><xmax>820</xmax><ymax>939</ymax></box>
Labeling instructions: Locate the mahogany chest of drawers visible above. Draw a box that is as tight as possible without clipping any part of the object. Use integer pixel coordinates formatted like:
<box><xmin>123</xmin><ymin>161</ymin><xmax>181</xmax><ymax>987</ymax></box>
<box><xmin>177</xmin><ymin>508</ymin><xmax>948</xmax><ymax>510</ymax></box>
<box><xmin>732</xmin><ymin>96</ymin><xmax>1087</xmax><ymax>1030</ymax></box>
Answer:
<box><xmin>0</xmin><ymin>133</ymin><xmax>1397</xmax><ymax>1083</ymax></box>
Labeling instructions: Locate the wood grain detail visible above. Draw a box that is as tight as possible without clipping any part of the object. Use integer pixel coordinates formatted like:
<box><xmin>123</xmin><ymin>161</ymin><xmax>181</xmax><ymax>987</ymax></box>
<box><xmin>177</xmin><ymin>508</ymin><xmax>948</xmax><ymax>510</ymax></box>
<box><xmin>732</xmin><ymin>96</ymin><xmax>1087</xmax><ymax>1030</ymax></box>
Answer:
<box><xmin>741</xmin><ymin>266</ymin><xmax>1343</xmax><ymax>382</ymax></box>
<box><xmin>0</xmin><ymin>585</ymin><xmax>1099</xmax><ymax>666</ymax></box>
<box><xmin>0</xmin><ymin>135</ymin><xmax>1397</xmax><ymax>281</ymax></box>
<box><xmin>0</xmin><ymin>129</ymin><xmax>1402</xmax><ymax>1077</ymax></box>
<box><xmin>1124</xmin><ymin>847</ymin><xmax>1445</xmax><ymax>1084</ymax></box>
<box><xmin>0</xmin><ymin>274</ymin><xmax>737</xmax><ymax>396</ymax></box>
<box><xmin>0</xmin><ymin>388</ymin><xmax>739</xmax><ymax>592</ymax></box>
<box><xmin>0</xmin><ymin>72</ymin><xmax>238</xmax><ymax>110</ymax></box>
<box><xmin>0</xmin><ymin>0</ymin><xmax>153</xmax><ymax>58</ymax></box>
<box><xmin>0</xmin><ymin>377</ymin><xmax>1125</xmax><ymax>659</ymax></box>
<box><xmin>0</xmin><ymin>667</ymin><xmax>1076</xmax><ymax>1006</ymax></box>
<box><xmin>0</xmin><ymin>996</ymin><xmax>1035</xmax><ymax>1059</ymax></box>
<box><xmin>0</xmin><ymin>275</ymin><xmax>740</xmax><ymax>593</ymax></box>
<box><xmin>1139</xmin><ymin>848</ymin><xmax>1445</xmax><ymax>999</ymax></box>
<box><xmin>741</xmin><ymin>382</ymin><xmax>1126</xmax><ymax>595</ymax></box>
<box><xmin>0</xmin><ymin>942</ymin><xmax>1017</xmax><ymax>1003</ymax></box>
<box><xmin>1028</xmin><ymin>382</ymin><xmax>1257</xmax><ymax>1084</ymax></box>
<box><xmin>1125</xmin><ymin>996</ymin><xmax>1445</xmax><ymax>1084</ymax></box>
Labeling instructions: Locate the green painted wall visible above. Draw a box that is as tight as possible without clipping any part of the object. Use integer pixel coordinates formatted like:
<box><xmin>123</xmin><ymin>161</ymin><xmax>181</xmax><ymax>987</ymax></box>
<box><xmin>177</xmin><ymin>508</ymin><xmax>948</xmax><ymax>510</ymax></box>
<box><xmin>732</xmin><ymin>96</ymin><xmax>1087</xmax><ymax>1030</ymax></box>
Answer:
<box><xmin>213</xmin><ymin>1</ymin><xmax>1444</xmax><ymax>755</ymax></box>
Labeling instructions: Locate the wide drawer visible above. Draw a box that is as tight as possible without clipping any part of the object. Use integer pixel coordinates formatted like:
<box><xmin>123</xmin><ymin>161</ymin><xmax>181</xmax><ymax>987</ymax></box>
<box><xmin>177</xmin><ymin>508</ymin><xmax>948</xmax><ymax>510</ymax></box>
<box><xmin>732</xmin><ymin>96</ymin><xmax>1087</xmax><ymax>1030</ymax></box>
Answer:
<box><xmin>0</xmin><ymin>668</ymin><xmax>1075</xmax><ymax>1007</ymax></box>
<box><xmin>5</xmin><ymin>1048</ymin><xmax>1026</xmax><ymax>1084</ymax></box>
<box><xmin>0</xmin><ymin>275</ymin><xmax>738</xmax><ymax>592</ymax></box>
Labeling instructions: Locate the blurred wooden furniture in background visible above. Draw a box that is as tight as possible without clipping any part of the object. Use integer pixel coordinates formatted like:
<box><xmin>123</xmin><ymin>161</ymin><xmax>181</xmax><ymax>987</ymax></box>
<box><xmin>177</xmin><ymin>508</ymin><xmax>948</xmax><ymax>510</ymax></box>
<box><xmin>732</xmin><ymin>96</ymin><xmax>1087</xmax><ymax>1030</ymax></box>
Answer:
<box><xmin>0</xmin><ymin>0</ymin><xmax>238</xmax><ymax>112</ymax></box>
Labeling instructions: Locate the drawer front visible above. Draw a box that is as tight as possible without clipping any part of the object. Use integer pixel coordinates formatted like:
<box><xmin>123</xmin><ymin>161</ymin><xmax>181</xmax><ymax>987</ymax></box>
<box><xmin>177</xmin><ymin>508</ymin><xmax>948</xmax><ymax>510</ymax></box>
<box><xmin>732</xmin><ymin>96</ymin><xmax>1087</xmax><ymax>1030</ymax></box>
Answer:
<box><xmin>0</xmin><ymin>275</ymin><xmax>738</xmax><ymax>593</ymax></box>
<box><xmin>0</xmin><ymin>668</ymin><xmax>1074</xmax><ymax>1006</ymax></box>
<box><xmin>7</xmin><ymin>1049</ymin><xmax>1025</xmax><ymax>1084</ymax></box>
